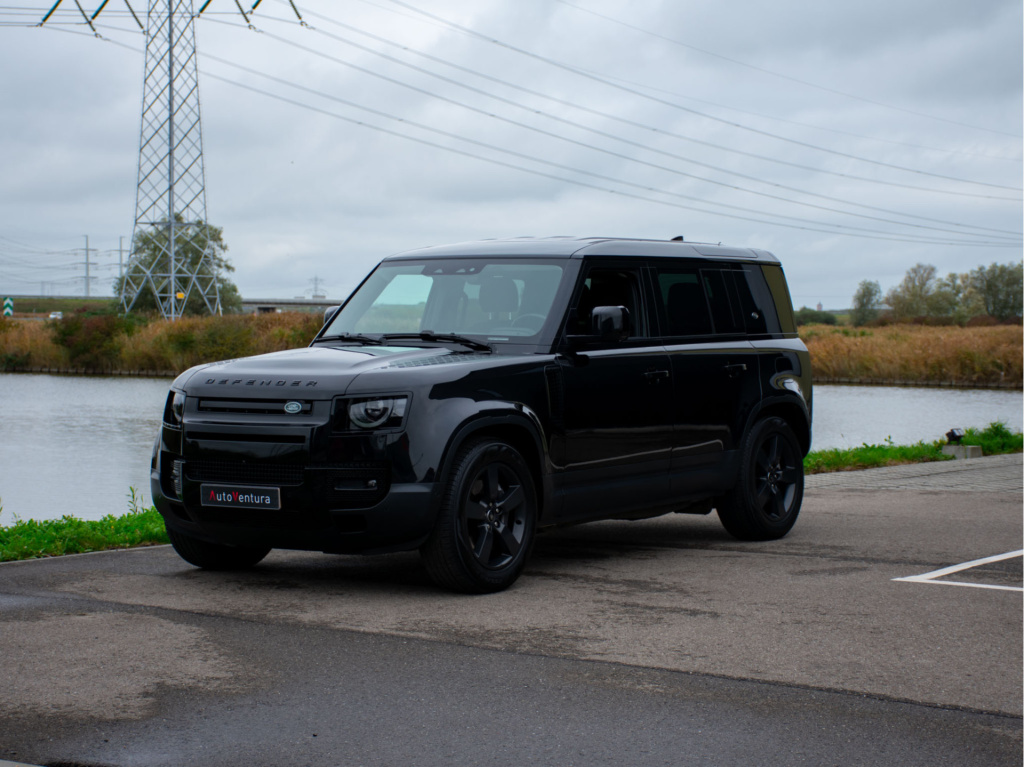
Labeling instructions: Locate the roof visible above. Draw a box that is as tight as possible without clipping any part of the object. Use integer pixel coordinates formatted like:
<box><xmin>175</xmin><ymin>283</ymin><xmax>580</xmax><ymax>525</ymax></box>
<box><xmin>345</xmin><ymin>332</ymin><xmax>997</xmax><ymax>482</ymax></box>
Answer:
<box><xmin>385</xmin><ymin>236</ymin><xmax>779</xmax><ymax>263</ymax></box>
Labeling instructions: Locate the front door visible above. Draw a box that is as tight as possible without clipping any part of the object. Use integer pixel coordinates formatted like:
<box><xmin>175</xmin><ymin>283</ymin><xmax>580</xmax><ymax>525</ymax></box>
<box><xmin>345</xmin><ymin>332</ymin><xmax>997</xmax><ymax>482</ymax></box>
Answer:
<box><xmin>552</xmin><ymin>264</ymin><xmax>674</xmax><ymax>521</ymax></box>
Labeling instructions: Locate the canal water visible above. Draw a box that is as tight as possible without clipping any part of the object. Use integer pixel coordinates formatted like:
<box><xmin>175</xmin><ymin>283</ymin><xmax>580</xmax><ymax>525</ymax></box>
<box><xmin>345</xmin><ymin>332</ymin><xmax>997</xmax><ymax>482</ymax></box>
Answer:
<box><xmin>0</xmin><ymin>373</ymin><xmax>1020</xmax><ymax>522</ymax></box>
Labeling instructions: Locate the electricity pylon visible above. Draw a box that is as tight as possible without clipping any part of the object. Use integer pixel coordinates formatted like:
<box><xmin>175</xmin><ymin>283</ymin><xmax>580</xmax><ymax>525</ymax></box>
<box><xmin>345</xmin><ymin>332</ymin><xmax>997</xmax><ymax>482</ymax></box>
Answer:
<box><xmin>120</xmin><ymin>0</ymin><xmax>220</xmax><ymax>320</ymax></box>
<box><xmin>39</xmin><ymin>0</ymin><xmax>305</xmax><ymax>318</ymax></box>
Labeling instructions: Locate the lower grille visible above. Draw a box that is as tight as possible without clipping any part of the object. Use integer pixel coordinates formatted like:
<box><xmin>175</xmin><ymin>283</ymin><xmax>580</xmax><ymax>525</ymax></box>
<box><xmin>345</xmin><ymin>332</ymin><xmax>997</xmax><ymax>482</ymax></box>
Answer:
<box><xmin>179</xmin><ymin>460</ymin><xmax>391</xmax><ymax>510</ymax></box>
<box><xmin>184</xmin><ymin>460</ymin><xmax>305</xmax><ymax>486</ymax></box>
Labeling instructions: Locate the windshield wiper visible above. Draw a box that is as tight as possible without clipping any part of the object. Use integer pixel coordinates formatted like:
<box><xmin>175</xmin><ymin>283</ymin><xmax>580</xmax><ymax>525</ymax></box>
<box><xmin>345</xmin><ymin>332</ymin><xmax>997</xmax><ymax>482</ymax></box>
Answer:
<box><xmin>315</xmin><ymin>333</ymin><xmax>383</xmax><ymax>345</ymax></box>
<box><xmin>381</xmin><ymin>332</ymin><xmax>492</xmax><ymax>353</ymax></box>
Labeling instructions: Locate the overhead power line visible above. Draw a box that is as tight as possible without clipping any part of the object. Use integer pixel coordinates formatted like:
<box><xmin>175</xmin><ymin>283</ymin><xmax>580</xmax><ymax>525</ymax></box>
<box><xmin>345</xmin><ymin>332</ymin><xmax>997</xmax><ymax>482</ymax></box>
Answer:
<box><xmin>379</xmin><ymin>0</ymin><xmax>1023</xmax><ymax>194</ymax></box>
<box><xmin>268</xmin><ymin>12</ymin><xmax>1021</xmax><ymax>237</ymax></box>
<box><xmin>64</xmin><ymin>21</ymin><xmax>1022</xmax><ymax>248</ymax></box>
<box><xmin>195</xmin><ymin>65</ymin><xmax>1018</xmax><ymax>248</ymax></box>
<box><xmin>550</xmin><ymin>0</ymin><xmax>1022</xmax><ymax>139</ymax></box>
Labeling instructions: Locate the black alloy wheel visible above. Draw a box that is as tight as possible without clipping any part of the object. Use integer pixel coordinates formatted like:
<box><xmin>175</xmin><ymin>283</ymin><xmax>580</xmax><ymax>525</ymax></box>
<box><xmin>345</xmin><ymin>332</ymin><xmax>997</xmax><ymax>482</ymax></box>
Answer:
<box><xmin>717</xmin><ymin>416</ymin><xmax>804</xmax><ymax>541</ymax></box>
<box><xmin>461</xmin><ymin>460</ymin><xmax>530</xmax><ymax>570</ymax></box>
<box><xmin>421</xmin><ymin>439</ymin><xmax>537</xmax><ymax>593</ymax></box>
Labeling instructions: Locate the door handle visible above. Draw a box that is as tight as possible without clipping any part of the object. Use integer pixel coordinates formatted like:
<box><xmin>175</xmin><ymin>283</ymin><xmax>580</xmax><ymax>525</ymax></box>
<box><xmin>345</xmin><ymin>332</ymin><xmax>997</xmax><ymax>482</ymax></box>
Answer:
<box><xmin>723</xmin><ymin>363</ymin><xmax>748</xmax><ymax>378</ymax></box>
<box><xmin>644</xmin><ymin>369</ymin><xmax>670</xmax><ymax>382</ymax></box>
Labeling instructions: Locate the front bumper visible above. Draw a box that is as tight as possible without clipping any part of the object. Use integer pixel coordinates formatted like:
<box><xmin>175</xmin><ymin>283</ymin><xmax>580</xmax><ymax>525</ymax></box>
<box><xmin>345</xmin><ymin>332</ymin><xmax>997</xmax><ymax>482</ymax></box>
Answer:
<box><xmin>152</xmin><ymin>427</ymin><xmax>438</xmax><ymax>555</ymax></box>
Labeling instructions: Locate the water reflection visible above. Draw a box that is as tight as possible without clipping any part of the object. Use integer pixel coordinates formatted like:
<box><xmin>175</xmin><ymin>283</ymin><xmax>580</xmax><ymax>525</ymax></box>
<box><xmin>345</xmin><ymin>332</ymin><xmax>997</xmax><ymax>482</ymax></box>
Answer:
<box><xmin>813</xmin><ymin>384</ymin><xmax>1022</xmax><ymax>450</ymax></box>
<box><xmin>0</xmin><ymin>374</ymin><xmax>1020</xmax><ymax>522</ymax></box>
<box><xmin>0</xmin><ymin>374</ymin><xmax>169</xmax><ymax>523</ymax></box>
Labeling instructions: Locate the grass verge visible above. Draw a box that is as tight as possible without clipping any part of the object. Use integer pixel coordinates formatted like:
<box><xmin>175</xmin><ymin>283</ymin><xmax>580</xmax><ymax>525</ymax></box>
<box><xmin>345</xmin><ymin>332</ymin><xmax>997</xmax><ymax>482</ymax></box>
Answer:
<box><xmin>1</xmin><ymin>424</ymin><xmax>1019</xmax><ymax>562</ymax></box>
<box><xmin>0</xmin><ymin>490</ymin><xmax>169</xmax><ymax>563</ymax></box>
<box><xmin>804</xmin><ymin>422</ymin><xmax>1022</xmax><ymax>474</ymax></box>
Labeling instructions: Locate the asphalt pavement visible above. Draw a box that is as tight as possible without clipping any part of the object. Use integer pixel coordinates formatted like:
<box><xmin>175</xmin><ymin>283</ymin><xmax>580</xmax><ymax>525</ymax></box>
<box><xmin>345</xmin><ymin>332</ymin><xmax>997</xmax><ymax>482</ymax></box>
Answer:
<box><xmin>1</xmin><ymin>454</ymin><xmax>1021</xmax><ymax>766</ymax></box>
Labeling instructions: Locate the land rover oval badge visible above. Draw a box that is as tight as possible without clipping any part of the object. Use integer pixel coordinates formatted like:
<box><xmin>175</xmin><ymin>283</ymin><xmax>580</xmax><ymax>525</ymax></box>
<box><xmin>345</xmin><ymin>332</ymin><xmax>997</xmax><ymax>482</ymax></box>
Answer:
<box><xmin>284</xmin><ymin>401</ymin><xmax>302</xmax><ymax>414</ymax></box>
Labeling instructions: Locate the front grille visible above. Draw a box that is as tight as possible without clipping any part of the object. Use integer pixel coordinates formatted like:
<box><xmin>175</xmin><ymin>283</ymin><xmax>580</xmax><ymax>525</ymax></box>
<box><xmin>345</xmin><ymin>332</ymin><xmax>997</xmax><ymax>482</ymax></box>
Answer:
<box><xmin>184</xmin><ymin>461</ymin><xmax>305</xmax><ymax>486</ymax></box>
<box><xmin>187</xmin><ymin>431</ymin><xmax>306</xmax><ymax>444</ymax></box>
<box><xmin>197</xmin><ymin>398</ymin><xmax>312</xmax><ymax>415</ymax></box>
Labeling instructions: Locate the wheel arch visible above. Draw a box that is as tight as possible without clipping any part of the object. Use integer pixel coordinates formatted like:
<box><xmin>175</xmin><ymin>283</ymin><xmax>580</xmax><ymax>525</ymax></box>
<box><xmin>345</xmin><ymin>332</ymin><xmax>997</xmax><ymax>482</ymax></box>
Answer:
<box><xmin>435</xmin><ymin>412</ymin><xmax>551</xmax><ymax>523</ymax></box>
<box><xmin>747</xmin><ymin>396</ymin><xmax>811</xmax><ymax>456</ymax></box>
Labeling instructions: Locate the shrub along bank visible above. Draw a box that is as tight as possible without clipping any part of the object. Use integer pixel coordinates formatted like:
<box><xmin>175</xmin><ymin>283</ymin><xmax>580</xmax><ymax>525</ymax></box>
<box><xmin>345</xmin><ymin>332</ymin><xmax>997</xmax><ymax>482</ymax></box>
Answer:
<box><xmin>0</xmin><ymin>311</ymin><xmax>323</xmax><ymax>374</ymax></box>
<box><xmin>1</xmin><ymin>424</ymin><xmax>1019</xmax><ymax>563</ymax></box>
<box><xmin>1</xmin><ymin>314</ymin><xmax>1021</xmax><ymax>387</ymax></box>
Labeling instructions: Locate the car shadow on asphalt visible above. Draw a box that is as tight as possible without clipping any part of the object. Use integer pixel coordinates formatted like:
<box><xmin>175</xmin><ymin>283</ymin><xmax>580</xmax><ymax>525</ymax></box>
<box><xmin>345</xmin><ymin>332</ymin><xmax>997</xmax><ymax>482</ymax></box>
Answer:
<box><xmin>160</xmin><ymin>514</ymin><xmax>736</xmax><ymax>594</ymax></box>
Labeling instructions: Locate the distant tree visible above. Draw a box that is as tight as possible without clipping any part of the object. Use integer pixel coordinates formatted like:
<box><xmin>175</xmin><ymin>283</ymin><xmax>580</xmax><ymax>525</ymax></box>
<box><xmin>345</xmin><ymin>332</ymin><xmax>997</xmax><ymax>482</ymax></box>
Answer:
<box><xmin>970</xmin><ymin>262</ymin><xmax>1023</xmax><ymax>320</ymax></box>
<box><xmin>849</xmin><ymin>280</ymin><xmax>882</xmax><ymax>326</ymax></box>
<box><xmin>115</xmin><ymin>218</ymin><xmax>242</xmax><ymax>315</ymax></box>
<box><xmin>885</xmin><ymin>263</ymin><xmax>938</xmax><ymax>320</ymax></box>
<box><xmin>793</xmin><ymin>306</ymin><xmax>837</xmax><ymax>326</ymax></box>
<box><xmin>933</xmin><ymin>271</ymin><xmax>985</xmax><ymax>324</ymax></box>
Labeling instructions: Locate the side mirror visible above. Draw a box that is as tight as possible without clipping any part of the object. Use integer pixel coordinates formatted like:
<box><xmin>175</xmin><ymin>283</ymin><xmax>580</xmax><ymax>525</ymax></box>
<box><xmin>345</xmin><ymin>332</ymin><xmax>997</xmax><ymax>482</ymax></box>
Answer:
<box><xmin>591</xmin><ymin>305</ymin><xmax>630</xmax><ymax>342</ymax></box>
<box><xmin>323</xmin><ymin>305</ymin><xmax>340</xmax><ymax>326</ymax></box>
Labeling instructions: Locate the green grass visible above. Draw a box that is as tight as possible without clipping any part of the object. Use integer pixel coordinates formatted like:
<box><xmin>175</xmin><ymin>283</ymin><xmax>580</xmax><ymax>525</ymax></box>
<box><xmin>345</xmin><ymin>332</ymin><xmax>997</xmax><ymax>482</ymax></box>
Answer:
<box><xmin>0</xmin><ymin>489</ymin><xmax>169</xmax><ymax>563</ymax></box>
<box><xmin>804</xmin><ymin>421</ymin><xmax>1023</xmax><ymax>474</ymax></box>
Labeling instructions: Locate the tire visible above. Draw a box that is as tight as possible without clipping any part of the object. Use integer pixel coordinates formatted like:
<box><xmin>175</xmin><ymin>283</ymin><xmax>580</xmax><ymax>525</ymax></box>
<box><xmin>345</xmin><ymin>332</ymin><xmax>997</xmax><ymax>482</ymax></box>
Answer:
<box><xmin>717</xmin><ymin>417</ymin><xmax>804</xmax><ymax>541</ymax></box>
<box><xmin>421</xmin><ymin>439</ymin><xmax>538</xmax><ymax>593</ymax></box>
<box><xmin>166</xmin><ymin>525</ymin><xmax>271</xmax><ymax>571</ymax></box>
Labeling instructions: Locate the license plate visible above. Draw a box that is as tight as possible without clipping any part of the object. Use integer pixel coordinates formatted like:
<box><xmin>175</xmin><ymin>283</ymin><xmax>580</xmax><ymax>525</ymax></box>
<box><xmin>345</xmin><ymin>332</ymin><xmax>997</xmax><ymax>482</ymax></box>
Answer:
<box><xmin>200</xmin><ymin>484</ymin><xmax>281</xmax><ymax>510</ymax></box>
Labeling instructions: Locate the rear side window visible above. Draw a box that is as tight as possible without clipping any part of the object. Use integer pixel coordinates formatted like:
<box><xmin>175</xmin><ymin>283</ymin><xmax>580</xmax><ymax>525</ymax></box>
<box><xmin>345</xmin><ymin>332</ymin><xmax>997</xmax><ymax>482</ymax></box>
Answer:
<box><xmin>701</xmin><ymin>270</ymin><xmax>744</xmax><ymax>335</ymax></box>
<box><xmin>654</xmin><ymin>263</ymin><xmax>782</xmax><ymax>338</ymax></box>
<box><xmin>760</xmin><ymin>264</ymin><xmax>797</xmax><ymax>336</ymax></box>
<box><xmin>656</xmin><ymin>269</ymin><xmax>713</xmax><ymax>336</ymax></box>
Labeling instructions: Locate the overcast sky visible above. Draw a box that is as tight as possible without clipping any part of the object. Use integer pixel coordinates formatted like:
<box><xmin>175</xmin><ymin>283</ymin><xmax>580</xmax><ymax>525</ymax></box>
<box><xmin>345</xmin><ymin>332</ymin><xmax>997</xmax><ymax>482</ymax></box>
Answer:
<box><xmin>0</xmin><ymin>0</ymin><xmax>1021</xmax><ymax>308</ymax></box>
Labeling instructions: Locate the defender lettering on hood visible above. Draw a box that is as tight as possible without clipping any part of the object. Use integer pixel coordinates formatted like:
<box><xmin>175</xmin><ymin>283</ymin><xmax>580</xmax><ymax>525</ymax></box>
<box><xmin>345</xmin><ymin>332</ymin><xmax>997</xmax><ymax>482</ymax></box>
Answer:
<box><xmin>204</xmin><ymin>378</ymin><xmax>319</xmax><ymax>387</ymax></box>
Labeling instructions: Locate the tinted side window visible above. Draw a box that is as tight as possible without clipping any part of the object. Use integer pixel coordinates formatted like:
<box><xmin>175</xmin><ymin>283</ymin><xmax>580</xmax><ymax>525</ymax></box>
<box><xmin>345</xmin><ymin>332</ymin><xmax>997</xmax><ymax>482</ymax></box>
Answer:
<box><xmin>701</xmin><ymin>269</ymin><xmax>744</xmax><ymax>335</ymax></box>
<box><xmin>761</xmin><ymin>264</ymin><xmax>797</xmax><ymax>336</ymax></box>
<box><xmin>741</xmin><ymin>264</ymin><xmax>780</xmax><ymax>336</ymax></box>
<box><xmin>570</xmin><ymin>266</ymin><xmax>649</xmax><ymax>337</ymax></box>
<box><xmin>655</xmin><ymin>268</ymin><xmax>713</xmax><ymax>336</ymax></box>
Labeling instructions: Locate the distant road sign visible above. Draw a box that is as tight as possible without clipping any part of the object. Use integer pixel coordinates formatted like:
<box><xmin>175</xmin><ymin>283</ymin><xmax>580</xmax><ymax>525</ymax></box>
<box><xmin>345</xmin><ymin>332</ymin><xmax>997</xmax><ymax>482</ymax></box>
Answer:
<box><xmin>2</xmin><ymin>297</ymin><xmax>12</xmax><ymax>317</ymax></box>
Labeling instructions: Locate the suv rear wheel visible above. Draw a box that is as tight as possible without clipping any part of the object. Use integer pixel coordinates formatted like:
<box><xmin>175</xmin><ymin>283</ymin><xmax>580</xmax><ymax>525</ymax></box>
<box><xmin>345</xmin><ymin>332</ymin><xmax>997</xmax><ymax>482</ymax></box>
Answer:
<box><xmin>717</xmin><ymin>416</ymin><xmax>803</xmax><ymax>541</ymax></box>
<box><xmin>421</xmin><ymin>439</ymin><xmax>537</xmax><ymax>593</ymax></box>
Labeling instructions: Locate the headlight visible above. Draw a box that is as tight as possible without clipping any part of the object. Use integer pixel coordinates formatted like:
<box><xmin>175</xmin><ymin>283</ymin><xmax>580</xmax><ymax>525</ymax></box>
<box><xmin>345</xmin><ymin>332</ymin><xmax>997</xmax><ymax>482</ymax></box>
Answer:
<box><xmin>163</xmin><ymin>390</ymin><xmax>186</xmax><ymax>426</ymax></box>
<box><xmin>347</xmin><ymin>397</ymin><xmax>408</xmax><ymax>429</ymax></box>
<box><xmin>172</xmin><ymin>392</ymin><xmax>186</xmax><ymax>422</ymax></box>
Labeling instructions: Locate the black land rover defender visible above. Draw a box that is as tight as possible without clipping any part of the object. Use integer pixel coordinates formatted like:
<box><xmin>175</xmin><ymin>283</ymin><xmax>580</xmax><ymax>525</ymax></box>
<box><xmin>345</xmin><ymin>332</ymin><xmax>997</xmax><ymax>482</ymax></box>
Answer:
<box><xmin>152</xmin><ymin>237</ymin><xmax>812</xmax><ymax>592</ymax></box>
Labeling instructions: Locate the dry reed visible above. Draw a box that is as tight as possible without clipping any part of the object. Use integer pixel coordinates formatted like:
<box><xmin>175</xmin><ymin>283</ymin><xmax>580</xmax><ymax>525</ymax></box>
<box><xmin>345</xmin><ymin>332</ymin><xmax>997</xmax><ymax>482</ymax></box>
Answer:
<box><xmin>2</xmin><ymin>316</ymin><xmax>1021</xmax><ymax>387</ymax></box>
<box><xmin>802</xmin><ymin>324</ymin><xmax>1022</xmax><ymax>387</ymax></box>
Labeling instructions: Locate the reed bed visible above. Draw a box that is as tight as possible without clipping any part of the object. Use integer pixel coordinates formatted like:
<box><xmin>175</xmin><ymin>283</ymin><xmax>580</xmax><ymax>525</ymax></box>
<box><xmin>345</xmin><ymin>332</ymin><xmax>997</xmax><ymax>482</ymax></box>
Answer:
<box><xmin>0</xmin><ymin>312</ymin><xmax>323</xmax><ymax>375</ymax></box>
<box><xmin>2</xmin><ymin>315</ymin><xmax>1021</xmax><ymax>386</ymax></box>
<box><xmin>802</xmin><ymin>324</ymin><xmax>1022</xmax><ymax>388</ymax></box>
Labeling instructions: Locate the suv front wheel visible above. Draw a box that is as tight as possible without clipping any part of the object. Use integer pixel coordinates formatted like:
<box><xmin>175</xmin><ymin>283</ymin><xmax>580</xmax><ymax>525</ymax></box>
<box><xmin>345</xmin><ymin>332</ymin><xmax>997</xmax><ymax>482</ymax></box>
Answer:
<box><xmin>421</xmin><ymin>439</ymin><xmax>537</xmax><ymax>593</ymax></box>
<box><xmin>717</xmin><ymin>416</ymin><xmax>804</xmax><ymax>541</ymax></box>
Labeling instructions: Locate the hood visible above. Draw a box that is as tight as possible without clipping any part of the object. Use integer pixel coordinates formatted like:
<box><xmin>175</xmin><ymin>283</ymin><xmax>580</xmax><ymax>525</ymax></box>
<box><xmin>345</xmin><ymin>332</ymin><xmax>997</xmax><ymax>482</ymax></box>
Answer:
<box><xmin>177</xmin><ymin>344</ymin><xmax>462</xmax><ymax>398</ymax></box>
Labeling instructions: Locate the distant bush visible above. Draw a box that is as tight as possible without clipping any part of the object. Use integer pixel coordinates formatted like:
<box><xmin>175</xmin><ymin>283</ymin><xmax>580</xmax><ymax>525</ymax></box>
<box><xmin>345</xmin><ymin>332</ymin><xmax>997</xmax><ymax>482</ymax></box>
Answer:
<box><xmin>794</xmin><ymin>307</ymin><xmax>837</xmax><ymax>326</ymax></box>
<box><xmin>50</xmin><ymin>311</ymin><xmax>137</xmax><ymax>370</ymax></box>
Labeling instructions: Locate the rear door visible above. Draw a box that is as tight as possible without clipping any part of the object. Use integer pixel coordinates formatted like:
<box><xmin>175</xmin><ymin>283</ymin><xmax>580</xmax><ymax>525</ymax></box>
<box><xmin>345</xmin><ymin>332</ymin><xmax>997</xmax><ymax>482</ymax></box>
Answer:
<box><xmin>651</xmin><ymin>261</ymin><xmax>761</xmax><ymax>496</ymax></box>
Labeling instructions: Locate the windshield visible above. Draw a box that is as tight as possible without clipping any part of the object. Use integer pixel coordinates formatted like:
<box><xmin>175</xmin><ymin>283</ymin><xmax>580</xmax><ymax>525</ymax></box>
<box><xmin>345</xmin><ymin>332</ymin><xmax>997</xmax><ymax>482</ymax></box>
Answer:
<box><xmin>323</xmin><ymin>259</ymin><xmax>567</xmax><ymax>341</ymax></box>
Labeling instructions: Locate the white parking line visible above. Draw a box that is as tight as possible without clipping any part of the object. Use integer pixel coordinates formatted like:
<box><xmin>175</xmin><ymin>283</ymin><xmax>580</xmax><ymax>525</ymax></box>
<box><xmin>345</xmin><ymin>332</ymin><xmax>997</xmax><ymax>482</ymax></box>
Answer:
<box><xmin>892</xmin><ymin>550</ymin><xmax>1024</xmax><ymax>593</ymax></box>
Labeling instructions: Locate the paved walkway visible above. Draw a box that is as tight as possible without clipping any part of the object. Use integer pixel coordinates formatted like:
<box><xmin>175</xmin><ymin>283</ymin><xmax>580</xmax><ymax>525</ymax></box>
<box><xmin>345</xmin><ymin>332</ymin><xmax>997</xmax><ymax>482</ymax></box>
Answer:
<box><xmin>806</xmin><ymin>452</ymin><xmax>1023</xmax><ymax>492</ymax></box>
